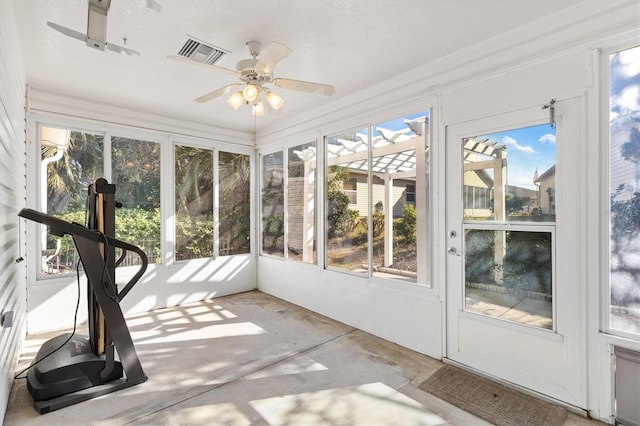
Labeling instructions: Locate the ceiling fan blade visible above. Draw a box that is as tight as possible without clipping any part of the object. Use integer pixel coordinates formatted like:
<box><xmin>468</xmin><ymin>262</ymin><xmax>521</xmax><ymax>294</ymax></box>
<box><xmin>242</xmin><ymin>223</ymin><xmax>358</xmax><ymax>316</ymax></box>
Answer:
<box><xmin>105</xmin><ymin>42</ymin><xmax>140</xmax><ymax>56</ymax></box>
<box><xmin>167</xmin><ymin>54</ymin><xmax>240</xmax><ymax>77</ymax></box>
<box><xmin>194</xmin><ymin>84</ymin><xmax>244</xmax><ymax>103</ymax></box>
<box><xmin>255</xmin><ymin>42</ymin><xmax>292</xmax><ymax>74</ymax></box>
<box><xmin>273</xmin><ymin>78</ymin><xmax>335</xmax><ymax>96</ymax></box>
<box><xmin>47</xmin><ymin>21</ymin><xmax>88</xmax><ymax>44</ymax></box>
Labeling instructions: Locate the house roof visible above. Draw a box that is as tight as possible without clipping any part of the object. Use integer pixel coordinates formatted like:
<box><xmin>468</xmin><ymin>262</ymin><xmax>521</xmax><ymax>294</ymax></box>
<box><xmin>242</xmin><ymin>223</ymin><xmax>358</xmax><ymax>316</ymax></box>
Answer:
<box><xmin>535</xmin><ymin>165</ymin><xmax>556</xmax><ymax>183</ymax></box>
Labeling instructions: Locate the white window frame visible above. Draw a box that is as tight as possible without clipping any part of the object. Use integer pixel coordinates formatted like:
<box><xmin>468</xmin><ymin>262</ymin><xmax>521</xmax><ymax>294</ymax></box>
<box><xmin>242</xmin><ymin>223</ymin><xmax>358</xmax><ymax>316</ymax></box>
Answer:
<box><xmin>600</xmin><ymin>41</ymin><xmax>640</xmax><ymax>341</ymax></box>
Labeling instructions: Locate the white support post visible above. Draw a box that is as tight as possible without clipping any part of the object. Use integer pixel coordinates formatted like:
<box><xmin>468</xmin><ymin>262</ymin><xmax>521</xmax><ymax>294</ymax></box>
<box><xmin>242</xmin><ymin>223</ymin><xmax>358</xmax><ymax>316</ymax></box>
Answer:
<box><xmin>493</xmin><ymin>150</ymin><xmax>506</xmax><ymax>284</ymax></box>
<box><xmin>384</xmin><ymin>171</ymin><xmax>394</xmax><ymax>267</ymax></box>
<box><xmin>416</xmin><ymin>123</ymin><xmax>427</xmax><ymax>285</ymax></box>
<box><xmin>302</xmin><ymin>148</ymin><xmax>316</xmax><ymax>263</ymax></box>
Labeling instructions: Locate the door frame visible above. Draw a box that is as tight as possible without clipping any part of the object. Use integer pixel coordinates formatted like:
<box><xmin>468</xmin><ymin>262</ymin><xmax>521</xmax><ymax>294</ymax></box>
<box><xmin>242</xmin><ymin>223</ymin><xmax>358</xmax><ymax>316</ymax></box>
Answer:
<box><xmin>443</xmin><ymin>98</ymin><xmax>587</xmax><ymax>409</ymax></box>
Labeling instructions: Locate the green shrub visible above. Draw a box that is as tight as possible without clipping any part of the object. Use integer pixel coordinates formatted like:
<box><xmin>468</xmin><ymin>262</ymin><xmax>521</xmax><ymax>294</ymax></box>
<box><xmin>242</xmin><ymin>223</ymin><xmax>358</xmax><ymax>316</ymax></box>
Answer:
<box><xmin>398</xmin><ymin>203</ymin><xmax>416</xmax><ymax>243</ymax></box>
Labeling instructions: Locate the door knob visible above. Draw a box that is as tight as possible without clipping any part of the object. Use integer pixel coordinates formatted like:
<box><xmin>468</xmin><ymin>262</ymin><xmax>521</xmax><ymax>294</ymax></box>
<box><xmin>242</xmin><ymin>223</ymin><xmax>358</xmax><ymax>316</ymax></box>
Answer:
<box><xmin>448</xmin><ymin>247</ymin><xmax>460</xmax><ymax>256</ymax></box>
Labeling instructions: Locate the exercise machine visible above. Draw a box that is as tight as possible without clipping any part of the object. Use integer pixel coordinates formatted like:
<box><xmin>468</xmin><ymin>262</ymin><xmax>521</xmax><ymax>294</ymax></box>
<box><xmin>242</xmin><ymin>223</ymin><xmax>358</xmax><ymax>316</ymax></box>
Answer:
<box><xmin>18</xmin><ymin>178</ymin><xmax>148</xmax><ymax>413</ymax></box>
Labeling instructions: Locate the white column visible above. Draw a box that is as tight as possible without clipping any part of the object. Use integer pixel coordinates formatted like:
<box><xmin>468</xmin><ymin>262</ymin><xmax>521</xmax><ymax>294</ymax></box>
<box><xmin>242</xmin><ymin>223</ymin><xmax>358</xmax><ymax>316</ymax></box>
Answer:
<box><xmin>493</xmin><ymin>150</ymin><xmax>506</xmax><ymax>284</ymax></box>
<box><xmin>302</xmin><ymin>148</ymin><xmax>316</xmax><ymax>263</ymax></box>
<box><xmin>416</xmin><ymin>125</ymin><xmax>427</xmax><ymax>285</ymax></box>
<box><xmin>384</xmin><ymin>171</ymin><xmax>394</xmax><ymax>267</ymax></box>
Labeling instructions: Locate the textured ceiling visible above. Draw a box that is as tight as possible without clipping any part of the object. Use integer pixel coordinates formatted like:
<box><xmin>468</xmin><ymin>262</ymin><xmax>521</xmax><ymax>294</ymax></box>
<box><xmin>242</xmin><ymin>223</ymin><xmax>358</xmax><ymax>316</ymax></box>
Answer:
<box><xmin>12</xmin><ymin>0</ymin><xmax>587</xmax><ymax>134</ymax></box>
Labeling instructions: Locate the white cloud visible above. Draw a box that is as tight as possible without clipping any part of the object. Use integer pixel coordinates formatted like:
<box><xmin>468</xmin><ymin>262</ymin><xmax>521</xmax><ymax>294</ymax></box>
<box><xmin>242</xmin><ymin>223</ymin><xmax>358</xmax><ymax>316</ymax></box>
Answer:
<box><xmin>538</xmin><ymin>133</ymin><xmax>556</xmax><ymax>144</ymax></box>
<box><xmin>613</xmin><ymin>85</ymin><xmax>640</xmax><ymax>112</ymax></box>
<box><xmin>502</xmin><ymin>136</ymin><xmax>537</xmax><ymax>154</ymax></box>
<box><xmin>618</xmin><ymin>46</ymin><xmax>640</xmax><ymax>79</ymax></box>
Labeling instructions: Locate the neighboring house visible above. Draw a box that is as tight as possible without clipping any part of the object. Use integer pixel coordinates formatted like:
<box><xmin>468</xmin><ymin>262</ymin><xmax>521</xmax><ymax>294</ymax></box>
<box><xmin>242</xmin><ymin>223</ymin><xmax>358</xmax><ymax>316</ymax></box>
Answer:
<box><xmin>463</xmin><ymin>169</ymin><xmax>493</xmax><ymax>218</ymax></box>
<box><xmin>535</xmin><ymin>165</ymin><xmax>556</xmax><ymax>215</ymax></box>
<box><xmin>506</xmin><ymin>184</ymin><xmax>539</xmax><ymax>212</ymax></box>
<box><xmin>340</xmin><ymin>173</ymin><xmax>416</xmax><ymax>218</ymax></box>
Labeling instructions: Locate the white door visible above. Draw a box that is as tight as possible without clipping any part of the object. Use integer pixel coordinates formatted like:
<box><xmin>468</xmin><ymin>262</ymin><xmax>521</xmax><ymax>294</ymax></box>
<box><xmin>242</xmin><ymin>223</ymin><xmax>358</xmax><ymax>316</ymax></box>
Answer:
<box><xmin>445</xmin><ymin>100</ymin><xmax>586</xmax><ymax>409</ymax></box>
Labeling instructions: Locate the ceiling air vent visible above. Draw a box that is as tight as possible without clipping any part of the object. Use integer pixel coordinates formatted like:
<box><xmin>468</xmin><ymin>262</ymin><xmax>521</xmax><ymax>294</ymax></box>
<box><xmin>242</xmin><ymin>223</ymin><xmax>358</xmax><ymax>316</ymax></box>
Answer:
<box><xmin>176</xmin><ymin>36</ymin><xmax>230</xmax><ymax>65</ymax></box>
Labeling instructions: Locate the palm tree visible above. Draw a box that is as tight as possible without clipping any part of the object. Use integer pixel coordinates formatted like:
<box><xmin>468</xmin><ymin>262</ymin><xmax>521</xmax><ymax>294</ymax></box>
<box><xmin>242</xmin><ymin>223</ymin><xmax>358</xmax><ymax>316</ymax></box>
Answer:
<box><xmin>44</xmin><ymin>131</ymin><xmax>103</xmax><ymax>213</ymax></box>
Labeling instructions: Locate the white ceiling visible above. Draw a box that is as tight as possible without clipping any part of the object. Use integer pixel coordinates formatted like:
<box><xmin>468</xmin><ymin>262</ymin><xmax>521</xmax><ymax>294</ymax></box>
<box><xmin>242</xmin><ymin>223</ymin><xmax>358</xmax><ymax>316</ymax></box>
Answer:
<box><xmin>12</xmin><ymin>0</ymin><xmax>588</xmax><ymax>135</ymax></box>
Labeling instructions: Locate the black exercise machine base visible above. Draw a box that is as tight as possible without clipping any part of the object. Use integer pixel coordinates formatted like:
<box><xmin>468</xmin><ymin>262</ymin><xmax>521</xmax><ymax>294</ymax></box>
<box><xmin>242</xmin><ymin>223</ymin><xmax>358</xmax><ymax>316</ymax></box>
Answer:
<box><xmin>27</xmin><ymin>333</ymin><xmax>124</xmax><ymax>401</ymax></box>
<box><xmin>34</xmin><ymin>374</ymin><xmax>147</xmax><ymax>415</ymax></box>
<box><xmin>19</xmin><ymin>205</ymin><xmax>148</xmax><ymax>414</ymax></box>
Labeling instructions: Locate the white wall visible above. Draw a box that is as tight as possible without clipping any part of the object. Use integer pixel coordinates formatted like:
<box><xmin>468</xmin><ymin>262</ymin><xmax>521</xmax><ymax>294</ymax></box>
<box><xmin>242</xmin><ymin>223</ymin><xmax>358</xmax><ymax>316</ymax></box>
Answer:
<box><xmin>0</xmin><ymin>1</ymin><xmax>27</xmax><ymax>421</ymax></box>
<box><xmin>27</xmin><ymin>256</ymin><xmax>256</xmax><ymax>333</ymax></box>
<box><xmin>256</xmin><ymin>0</ymin><xmax>640</xmax><ymax>422</ymax></box>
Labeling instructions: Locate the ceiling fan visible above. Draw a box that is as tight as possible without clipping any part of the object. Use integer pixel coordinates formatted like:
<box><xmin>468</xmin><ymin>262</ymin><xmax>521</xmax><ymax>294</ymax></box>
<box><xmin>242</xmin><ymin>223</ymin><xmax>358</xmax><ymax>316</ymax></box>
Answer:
<box><xmin>169</xmin><ymin>40</ymin><xmax>335</xmax><ymax>116</ymax></box>
<box><xmin>46</xmin><ymin>0</ymin><xmax>161</xmax><ymax>56</ymax></box>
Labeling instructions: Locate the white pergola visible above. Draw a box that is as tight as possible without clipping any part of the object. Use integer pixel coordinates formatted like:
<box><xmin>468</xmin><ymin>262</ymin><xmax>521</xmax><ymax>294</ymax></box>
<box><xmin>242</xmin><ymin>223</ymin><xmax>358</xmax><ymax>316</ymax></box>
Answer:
<box><xmin>291</xmin><ymin>123</ymin><xmax>512</xmax><ymax>283</ymax></box>
<box><xmin>299</xmin><ymin>117</ymin><xmax>429</xmax><ymax>274</ymax></box>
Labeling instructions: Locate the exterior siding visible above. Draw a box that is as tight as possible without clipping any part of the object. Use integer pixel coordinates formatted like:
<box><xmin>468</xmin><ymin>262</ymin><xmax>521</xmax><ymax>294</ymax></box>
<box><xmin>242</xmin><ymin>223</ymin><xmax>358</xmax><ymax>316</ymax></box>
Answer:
<box><xmin>0</xmin><ymin>0</ymin><xmax>27</xmax><ymax>421</ymax></box>
<box><xmin>348</xmin><ymin>173</ymin><xmax>416</xmax><ymax>219</ymax></box>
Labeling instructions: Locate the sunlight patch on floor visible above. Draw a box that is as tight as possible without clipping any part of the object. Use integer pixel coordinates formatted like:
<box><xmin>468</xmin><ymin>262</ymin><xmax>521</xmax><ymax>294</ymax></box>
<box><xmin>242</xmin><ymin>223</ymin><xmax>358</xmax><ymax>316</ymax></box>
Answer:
<box><xmin>249</xmin><ymin>382</ymin><xmax>447</xmax><ymax>426</ymax></box>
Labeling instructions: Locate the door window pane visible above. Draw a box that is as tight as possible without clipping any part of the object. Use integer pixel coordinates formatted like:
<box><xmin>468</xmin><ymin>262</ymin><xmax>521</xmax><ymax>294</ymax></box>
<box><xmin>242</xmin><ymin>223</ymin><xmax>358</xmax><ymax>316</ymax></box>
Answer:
<box><xmin>287</xmin><ymin>142</ymin><xmax>316</xmax><ymax>264</ymax></box>
<box><xmin>262</xmin><ymin>152</ymin><xmax>284</xmax><ymax>257</ymax></box>
<box><xmin>609</xmin><ymin>45</ymin><xmax>640</xmax><ymax>336</ymax></box>
<box><xmin>464</xmin><ymin>124</ymin><xmax>556</xmax><ymax>222</ymax></box>
<box><xmin>41</xmin><ymin>127</ymin><xmax>103</xmax><ymax>275</ymax></box>
<box><xmin>464</xmin><ymin>229</ymin><xmax>553</xmax><ymax>329</ymax></box>
<box><xmin>219</xmin><ymin>151</ymin><xmax>251</xmax><ymax>255</ymax></box>
<box><xmin>326</xmin><ymin>128</ymin><xmax>369</xmax><ymax>275</ymax></box>
<box><xmin>462</xmin><ymin>123</ymin><xmax>556</xmax><ymax>330</ymax></box>
<box><xmin>111</xmin><ymin>137</ymin><xmax>161</xmax><ymax>265</ymax></box>
<box><xmin>174</xmin><ymin>145</ymin><xmax>213</xmax><ymax>260</ymax></box>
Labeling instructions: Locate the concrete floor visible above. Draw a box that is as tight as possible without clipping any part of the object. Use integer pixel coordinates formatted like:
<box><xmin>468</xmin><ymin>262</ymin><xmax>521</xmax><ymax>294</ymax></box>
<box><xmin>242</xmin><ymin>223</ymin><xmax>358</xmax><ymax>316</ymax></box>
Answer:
<box><xmin>4</xmin><ymin>291</ymin><xmax>603</xmax><ymax>425</ymax></box>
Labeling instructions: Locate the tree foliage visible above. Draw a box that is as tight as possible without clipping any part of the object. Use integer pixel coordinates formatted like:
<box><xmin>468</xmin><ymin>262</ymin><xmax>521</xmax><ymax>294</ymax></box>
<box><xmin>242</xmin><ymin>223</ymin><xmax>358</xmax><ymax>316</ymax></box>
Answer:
<box><xmin>327</xmin><ymin>166</ymin><xmax>359</xmax><ymax>239</ymax></box>
<box><xmin>621</xmin><ymin>126</ymin><xmax>640</xmax><ymax>163</ymax></box>
<box><xmin>219</xmin><ymin>152</ymin><xmax>251</xmax><ymax>255</ymax></box>
<box><xmin>111</xmin><ymin>137</ymin><xmax>161</xmax><ymax>210</ymax></box>
<box><xmin>174</xmin><ymin>145</ymin><xmax>214</xmax><ymax>259</ymax></box>
<box><xmin>45</xmin><ymin>131</ymin><xmax>103</xmax><ymax>213</ymax></box>
<box><xmin>397</xmin><ymin>203</ymin><xmax>416</xmax><ymax>243</ymax></box>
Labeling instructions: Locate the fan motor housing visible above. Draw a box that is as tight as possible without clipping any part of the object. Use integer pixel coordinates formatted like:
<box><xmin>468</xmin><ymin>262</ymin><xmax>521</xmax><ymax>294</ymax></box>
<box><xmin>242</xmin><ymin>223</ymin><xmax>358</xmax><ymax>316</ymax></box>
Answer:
<box><xmin>236</xmin><ymin>59</ymin><xmax>271</xmax><ymax>83</ymax></box>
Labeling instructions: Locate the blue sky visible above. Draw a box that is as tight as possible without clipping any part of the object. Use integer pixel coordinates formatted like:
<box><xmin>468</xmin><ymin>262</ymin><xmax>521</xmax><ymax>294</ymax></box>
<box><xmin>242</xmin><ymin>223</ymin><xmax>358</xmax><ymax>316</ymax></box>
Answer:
<box><xmin>372</xmin><ymin>111</ymin><xmax>555</xmax><ymax>190</ymax></box>
<box><xmin>479</xmin><ymin>124</ymin><xmax>556</xmax><ymax>190</ymax></box>
<box><xmin>610</xmin><ymin>44</ymin><xmax>640</xmax><ymax>122</ymax></box>
<box><xmin>373</xmin><ymin>111</ymin><xmax>429</xmax><ymax>137</ymax></box>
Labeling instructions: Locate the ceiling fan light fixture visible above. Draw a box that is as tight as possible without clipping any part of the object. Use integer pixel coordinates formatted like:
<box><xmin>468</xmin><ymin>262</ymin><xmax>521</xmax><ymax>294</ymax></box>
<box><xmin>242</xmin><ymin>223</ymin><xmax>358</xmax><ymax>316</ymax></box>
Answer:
<box><xmin>266</xmin><ymin>91</ymin><xmax>284</xmax><ymax>110</ymax></box>
<box><xmin>252</xmin><ymin>101</ymin><xmax>265</xmax><ymax>116</ymax></box>
<box><xmin>227</xmin><ymin>91</ymin><xmax>244</xmax><ymax>110</ymax></box>
<box><xmin>243</xmin><ymin>84</ymin><xmax>259</xmax><ymax>102</ymax></box>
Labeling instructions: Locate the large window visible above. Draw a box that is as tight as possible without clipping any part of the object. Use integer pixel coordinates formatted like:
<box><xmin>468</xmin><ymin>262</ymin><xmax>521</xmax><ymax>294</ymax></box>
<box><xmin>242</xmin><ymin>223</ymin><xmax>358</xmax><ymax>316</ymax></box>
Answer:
<box><xmin>174</xmin><ymin>145</ymin><xmax>213</xmax><ymax>260</ymax></box>
<box><xmin>259</xmin><ymin>143</ymin><xmax>317</xmax><ymax>263</ymax></box>
<box><xmin>111</xmin><ymin>137</ymin><xmax>161</xmax><ymax>265</ymax></box>
<box><xmin>325</xmin><ymin>111</ymin><xmax>429</xmax><ymax>282</ymax></box>
<box><xmin>38</xmin><ymin>121</ymin><xmax>253</xmax><ymax>278</ymax></box>
<box><xmin>326</xmin><ymin>127</ymin><xmax>369</xmax><ymax>276</ymax></box>
<box><xmin>287</xmin><ymin>142</ymin><xmax>317</xmax><ymax>264</ymax></box>
<box><xmin>40</xmin><ymin>126</ymin><xmax>103</xmax><ymax>275</ymax></box>
<box><xmin>219</xmin><ymin>151</ymin><xmax>251</xmax><ymax>255</ymax></box>
<box><xmin>40</xmin><ymin>130</ymin><xmax>162</xmax><ymax>274</ymax></box>
<box><xmin>609</xmin><ymin>44</ymin><xmax>640</xmax><ymax>337</ymax></box>
<box><xmin>261</xmin><ymin>152</ymin><xmax>285</xmax><ymax>257</ymax></box>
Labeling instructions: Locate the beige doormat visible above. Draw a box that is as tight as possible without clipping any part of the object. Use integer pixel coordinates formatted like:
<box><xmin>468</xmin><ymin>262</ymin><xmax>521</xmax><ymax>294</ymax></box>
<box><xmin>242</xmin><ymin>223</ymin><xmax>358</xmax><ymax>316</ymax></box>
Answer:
<box><xmin>418</xmin><ymin>365</ymin><xmax>568</xmax><ymax>426</ymax></box>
